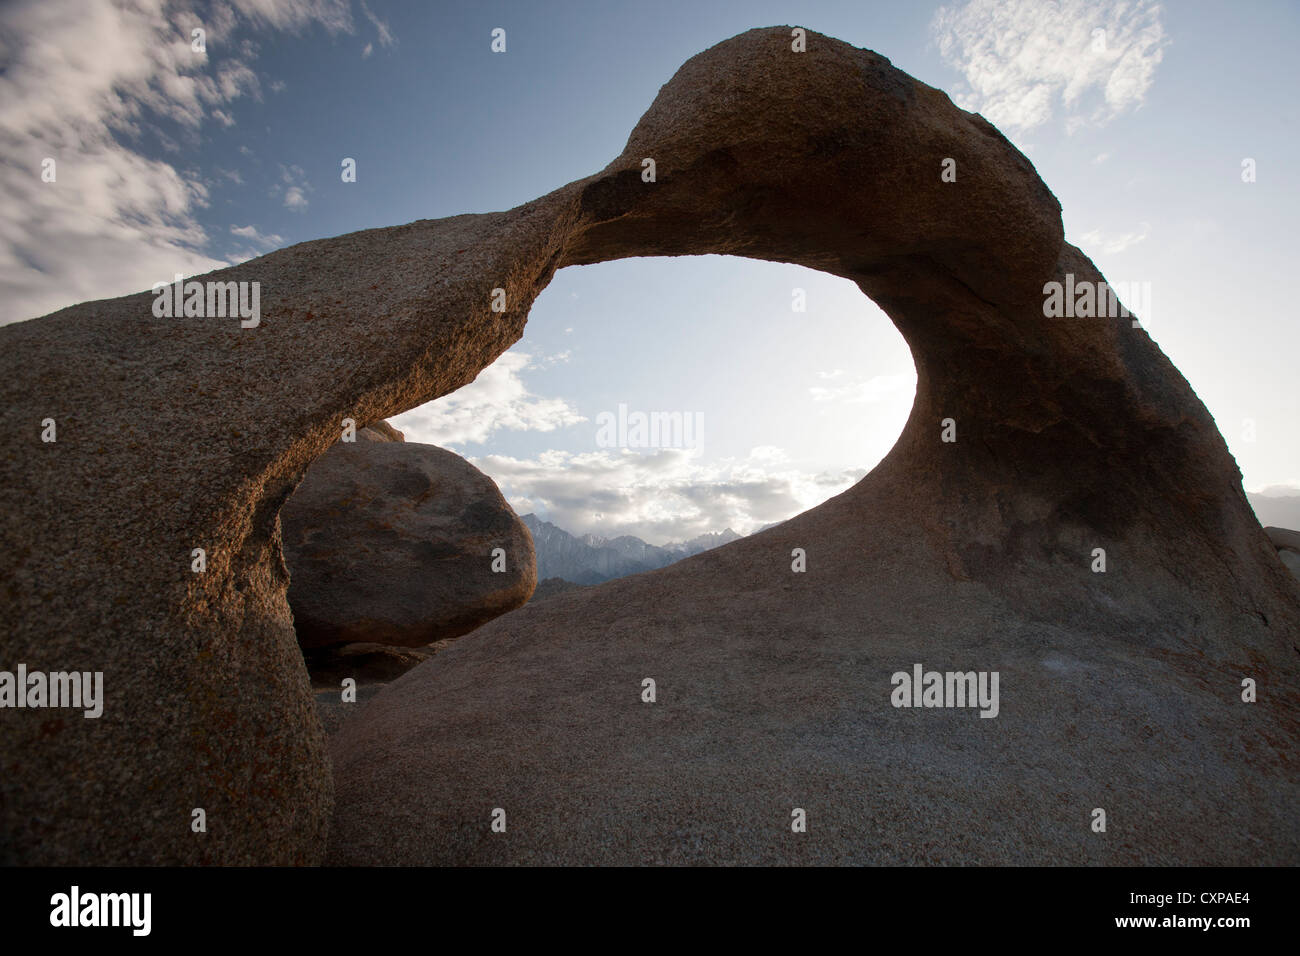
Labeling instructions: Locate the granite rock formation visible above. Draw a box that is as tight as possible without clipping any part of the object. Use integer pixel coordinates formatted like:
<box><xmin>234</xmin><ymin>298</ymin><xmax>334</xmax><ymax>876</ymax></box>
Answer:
<box><xmin>1</xmin><ymin>27</ymin><xmax>1296</xmax><ymax>865</ymax></box>
<box><xmin>281</xmin><ymin>436</ymin><xmax>535</xmax><ymax>650</ymax></box>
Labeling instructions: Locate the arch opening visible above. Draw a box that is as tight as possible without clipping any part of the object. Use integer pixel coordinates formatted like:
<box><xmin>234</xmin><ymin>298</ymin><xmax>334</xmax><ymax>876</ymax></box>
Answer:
<box><xmin>395</xmin><ymin>253</ymin><xmax>917</xmax><ymax>551</ymax></box>
<box><xmin>287</xmin><ymin>253</ymin><xmax>916</xmax><ymax>685</ymax></box>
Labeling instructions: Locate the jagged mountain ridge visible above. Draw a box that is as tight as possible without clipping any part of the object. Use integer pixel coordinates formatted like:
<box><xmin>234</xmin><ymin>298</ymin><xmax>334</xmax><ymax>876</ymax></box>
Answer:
<box><xmin>521</xmin><ymin>513</ymin><xmax>742</xmax><ymax>585</ymax></box>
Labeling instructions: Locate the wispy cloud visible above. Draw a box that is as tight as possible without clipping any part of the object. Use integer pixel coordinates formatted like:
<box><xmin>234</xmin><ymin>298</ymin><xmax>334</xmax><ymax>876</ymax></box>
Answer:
<box><xmin>230</xmin><ymin>223</ymin><xmax>283</xmax><ymax>248</ymax></box>
<box><xmin>359</xmin><ymin>0</ymin><xmax>396</xmax><ymax>48</ymax></box>
<box><xmin>227</xmin><ymin>0</ymin><xmax>353</xmax><ymax>34</ymax></box>
<box><xmin>931</xmin><ymin>0</ymin><xmax>1167</xmax><ymax>133</ymax></box>
<box><xmin>476</xmin><ymin>445</ymin><xmax>867</xmax><ymax>545</ymax></box>
<box><xmin>1078</xmin><ymin>223</ymin><xmax>1150</xmax><ymax>255</ymax></box>
<box><xmin>535</xmin><ymin>349</ymin><xmax>572</xmax><ymax>367</ymax></box>
<box><xmin>0</xmin><ymin>0</ymin><xmax>353</xmax><ymax>325</ymax></box>
<box><xmin>809</xmin><ymin>372</ymin><xmax>915</xmax><ymax>405</ymax></box>
<box><xmin>390</xmin><ymin>351</ymin><xmax>586</xmax><ymax>446</ymax></box>
<box><xmin>271</xmin><ymin>163</ymin><xmax>311</xmax><ymax>211</ymax></box>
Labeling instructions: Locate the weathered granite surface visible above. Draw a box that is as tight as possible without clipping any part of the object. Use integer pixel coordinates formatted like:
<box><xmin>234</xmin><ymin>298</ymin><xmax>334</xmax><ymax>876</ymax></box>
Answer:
<box><xmin>1</xmin><ymin>27</ymin><xmax>1295</xmax><ymax>865</ymax></box>
<box><xmin>281</xmin><ymin>435</ymin><xmax>535</xmax><ymax>650</ymax></box>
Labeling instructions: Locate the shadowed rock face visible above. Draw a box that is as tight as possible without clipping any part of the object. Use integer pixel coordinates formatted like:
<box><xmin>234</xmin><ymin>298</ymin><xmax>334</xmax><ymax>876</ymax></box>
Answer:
<box><xmin>281</xmin><ymin>435</ymin><xmax>535</xmax><ymax>650</ymax></box>
<box><xmin>1</xmin><ymin>27</ymin><xmax>1296</xmax><ymax>865</ymax></box>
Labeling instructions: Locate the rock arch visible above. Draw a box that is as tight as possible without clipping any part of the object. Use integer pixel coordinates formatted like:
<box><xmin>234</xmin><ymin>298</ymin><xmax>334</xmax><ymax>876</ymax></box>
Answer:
<box><xmin>1</xmin><ymin>27</ymin><xmax>1295</xmax><ymax>864</ymax></box>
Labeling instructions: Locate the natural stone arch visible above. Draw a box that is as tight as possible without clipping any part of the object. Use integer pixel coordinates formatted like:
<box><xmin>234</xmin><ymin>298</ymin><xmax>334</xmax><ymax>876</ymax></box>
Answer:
<box><xmin>1</xmin><ymin>27</ymin><xmax>1295</xmax><ymax>864</ymax></box>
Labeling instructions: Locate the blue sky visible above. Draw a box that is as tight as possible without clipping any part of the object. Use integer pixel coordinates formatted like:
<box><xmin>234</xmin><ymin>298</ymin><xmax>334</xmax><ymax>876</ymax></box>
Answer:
<box><xmin>3</xmin><ymin>0</ymin><xmax>1296</xmax><ymax>543</ymax></box>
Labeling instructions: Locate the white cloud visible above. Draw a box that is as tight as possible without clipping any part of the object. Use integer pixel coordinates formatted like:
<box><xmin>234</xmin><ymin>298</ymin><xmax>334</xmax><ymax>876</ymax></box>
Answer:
<box><xmin>1078</xmin><ymin>223</ymin><xmax>1150</xmax><ymax>255</ymax></box>
<box><xmin>0</xmin><ymin>0</ymin><xmax>353</xmax><ymax>325</ymax></box>
<box><xmin>228</xmin><ymin>0</ymin><xmax>353</xmax><ymax>34</ymax></box>
<box><xmin>749</xmin><ymin>445</ymin><xmax>786</xmax><ymax>462</ymax></box>
<box><xmin>359</xmin><ymin>0</ymin><xmax>395</xmax><ymax>48</ymax></box>
<box><xmin>230</xmin><ymin>223</ymin><xmax>283</xmax><ymax>248</ymax></box>
<box><xmin>271</xmin><ymin>162</ymin><xmax>311</xmax><ymax>211</ymax></box>
<box><xmin>391</xmin><ymin>354</ymin><xmax>902</xmax><ymax>542</ymax></box>
<box><xmin>1092</xmin><ymin>152</ymin><xmax>1110</xmax><ymax>165</ymax></box>
<box><xmin>809</xmin><ymin>372</ymin><xmax>916</xmax><ymax>404</ymax></box>
<box><xmin>474</xmin><ymin>446</ymin><xmax>867</xmax><ymax>545</ymax></box>
<box><xmin>362</xmin><ymin>42</ymin><xmax>373</xmax><ymax>59</ymax></box>
<box><xmin>1249</xmin><ymin>482</ymin><xmax>1300</xmax><ymax>496</ymax></box>
<box><xmin>931</xmin><ymin>0</ymin><xmax>1167</xmax><ymax>133</ymax></box>
<box><xmin>390</xmin><ymin>351</ymin><xmax>586</xmax><ymax>446</ymax></box>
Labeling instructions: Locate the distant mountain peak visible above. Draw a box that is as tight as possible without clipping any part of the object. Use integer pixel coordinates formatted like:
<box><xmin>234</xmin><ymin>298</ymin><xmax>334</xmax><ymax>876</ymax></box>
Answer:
<box><xmin>519</xmin><ymin>513</ymin><xmax>743</xmax><ymax>586</ymax></box>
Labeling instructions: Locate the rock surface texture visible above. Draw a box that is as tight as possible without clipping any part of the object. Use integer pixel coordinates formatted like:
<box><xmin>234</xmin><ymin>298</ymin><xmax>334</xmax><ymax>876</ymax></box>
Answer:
<box><xmin>281</xmin><ymin>434</ymin><xmax>535</xmax><ymax>650</ymax></box>
<box><xmin>1</xmin><ymin>27</ymin><xmax>1296</xmax><ymax>865</ymax></box>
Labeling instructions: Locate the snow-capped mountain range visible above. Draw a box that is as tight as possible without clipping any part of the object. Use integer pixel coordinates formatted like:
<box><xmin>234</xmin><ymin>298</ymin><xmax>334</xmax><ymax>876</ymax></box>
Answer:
<box><xmin>520</xmin><ymin>514</ymin><xmax>744</xmax><ymax>585</ymax></box>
